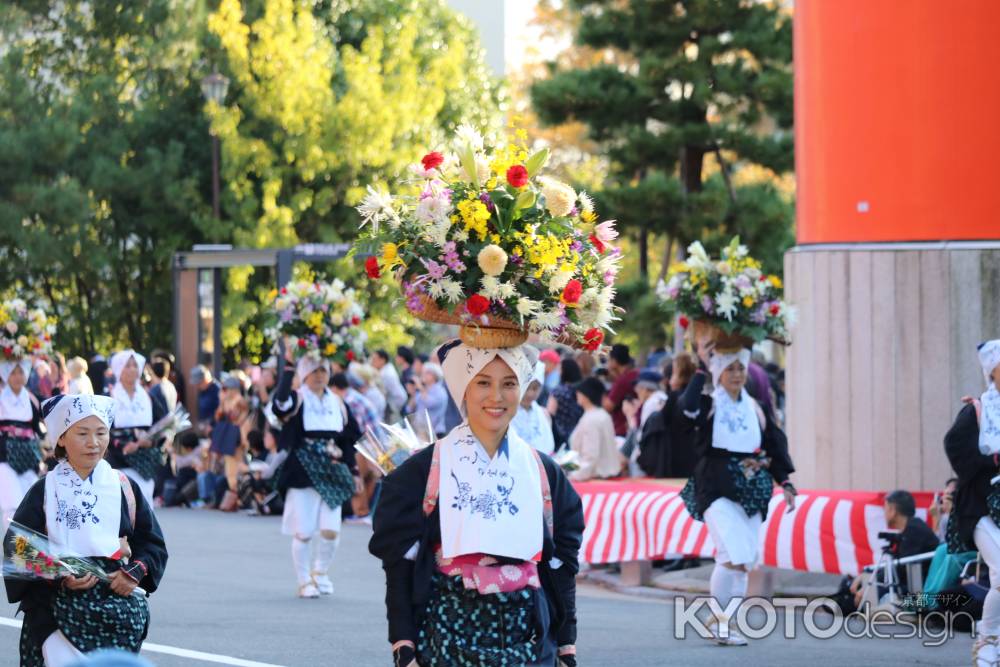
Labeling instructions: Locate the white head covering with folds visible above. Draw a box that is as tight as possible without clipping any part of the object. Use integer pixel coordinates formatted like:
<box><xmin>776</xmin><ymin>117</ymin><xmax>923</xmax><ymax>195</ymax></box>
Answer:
<box><xmin>109</xmin><ymin>350</ymin><xmax>152</xmax><ymax>428</ymax></box>
<box><xmin>438</xmin><ymin>342</ymin><xmax>540</xmax><ymax>417</ymax></box>
<box><xmin>0</xmin><ymin>359</ymin><xmax>34</xmax><ymax>422</ymax></box>
<box><xmin>296</xmin><ymin>355</ymin><xmax>330</xmax><ymax>384</ymax></box>
<box><xmin>294</xmin><ymin>356</ymin><xmax>345</xmax><ymax>431</ymax></box>
<box><xmin>709</xmin><ymin>349</ymin><xmax>761</xmax><ymax>454</ymax></box>
<box><xmin>42</xmin><ymin>394</ymin><xmax>122</xmax><ymax>558</ymax></box>
<box><xmin>978</xmin><ymin>340</ymin><xmax>1000</xmax><ymax>455</ymax></box>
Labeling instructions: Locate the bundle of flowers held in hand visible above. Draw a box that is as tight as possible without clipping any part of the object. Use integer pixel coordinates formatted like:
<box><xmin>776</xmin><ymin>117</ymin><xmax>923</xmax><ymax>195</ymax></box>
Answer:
<box><xmin>355</xmin><ymin>124</ymin><xmax>621</xmax><ymax>350</ymax></box>
<box><xmin>0</xmin><ymin>298</ymin><xmax>55</xmax><ymax>361</ymax></box>
<box><xmin>656</xmin><ymin>237</ymin><xmax>793</xmax><ymax>345</ymax></box>
<box><xmin>265</xmin><ymin>280</ymin><xmax>367</xmax><ymax>365</ymax></box>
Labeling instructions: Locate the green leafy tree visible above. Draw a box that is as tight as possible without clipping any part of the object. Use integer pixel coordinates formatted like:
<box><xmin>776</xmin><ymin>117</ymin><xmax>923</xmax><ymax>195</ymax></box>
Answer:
<box><xmin>0</xmin><ymin>1</ymin><xmax>216</xmax><ymax>354</ymax></box>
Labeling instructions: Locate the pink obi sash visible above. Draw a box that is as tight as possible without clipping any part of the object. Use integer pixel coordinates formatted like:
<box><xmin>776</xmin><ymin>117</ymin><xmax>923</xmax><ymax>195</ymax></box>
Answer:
<box><xmin>0</xmin><ymin>424</ymin><xmax>36</xmax><ymax>440</ymax></box>
<box><xmin>433</xmin><ymin>545</ymin><xmax>541</xmax><ymax>594</ymax></box>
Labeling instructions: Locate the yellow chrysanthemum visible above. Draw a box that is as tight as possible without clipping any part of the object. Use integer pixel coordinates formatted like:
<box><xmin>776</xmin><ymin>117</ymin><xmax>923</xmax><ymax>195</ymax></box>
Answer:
<box><xmin>768</xmin><ymin>275</ymin><xmax>783</xmax><ymax>289</ymax></box>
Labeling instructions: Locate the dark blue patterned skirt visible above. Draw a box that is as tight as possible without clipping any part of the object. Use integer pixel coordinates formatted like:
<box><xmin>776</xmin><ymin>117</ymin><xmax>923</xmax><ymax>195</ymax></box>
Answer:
<box><xmin>417</xmin><ymin>573</ymin><xmax>541</xmax><ymax>667</ymax></box>
<box><xmin>2</xmin><ymin>435</ymin><xmax>41</xmax><ymax>475</ymax></box>
<box><xmin>295</xmin><ymin>439</ymin><xmax>355</xmax><ymax>510</ymax></box>
<box><xmin>681</xmin><ymin>456</ymin><xmax>774</xmax><ymax>522</ymax></box>
<box><xmin>19</xmin><ymin>580</ymin><xmax>149</xmax><ymax>666</ymax></box>
<box><xmin>112</xmin><ymin>429</ymin><xmax>164</xmax><ymax>481</ymax></box>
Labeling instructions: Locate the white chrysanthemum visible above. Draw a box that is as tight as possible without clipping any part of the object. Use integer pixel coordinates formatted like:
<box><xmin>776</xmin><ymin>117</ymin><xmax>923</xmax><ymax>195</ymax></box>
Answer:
<box><xmin>538</xmin><ymin>177</ymin><xmax>576</xmax><ymax>218</ymax></box>
<box><xmin>532</xmin><ymin>309</ymin><xmax>563</xmax><ymax>331</ymax></box>
<box><xmin>356</xmin><ymin>185</ymin><xmax>398</xmax><ymax>233</ymax></box>
<box><xmin>442</xmin><ymin>279</ymin><xmax>464</xmax><ymax>303</ymax></box>
<box><xmin>477</xmin><ymin>244</ymin><xmax>508</xmax><ymax>276</ymax></box>
<box><xmin>548</xmin><ymin>270</ymin><xmax>573</xmax><ymax>294</ymax></box>
<box><xmin>452</xmin><ymin>228</ymin><xmax>469</xmax><ymax>243</ymax></box>
<box><xmin>453</xmin><ymin>123</ymin><xmax>485</xmax><ymax>152</ymax></box>
<box><xmin>480</xmin><ymin>276</ymin><xmax>502</xmax><ymax>299</ymax></box>
<box><xmin>498</xmin><ymin>282</ymin><xmax>517</xmax><ymax>299</ymax></box>
<box><xmin>415</xmin><ymin>193</ymin><xmax>451</xmax><ymax>227</ymax></box>
<box><xmin>578</xmin><ymin>191</ymin><xmax>595</xmax><ymax>216</ymax></box>
<box><xmin>516</xmin><ymin>297</ymin><xmax>542</xmax><ymax>318</ymax></box>
<box><xmin>716</xmin><ymin>289</ymin><xmax>738</xmax><ymax>321</ymax></box>
<box><xmin>428</xmin><ymin>281</ymin><xmax>446</xmax><ymax>300</ymax></box>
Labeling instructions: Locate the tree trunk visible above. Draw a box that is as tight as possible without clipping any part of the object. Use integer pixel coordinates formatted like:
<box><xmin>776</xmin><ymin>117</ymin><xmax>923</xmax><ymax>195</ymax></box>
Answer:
<box><xmin>657</xmin><ymin>235</ymin><xmax>675</xmax><ymax>283</ymax></box>
<box><xmin>680</xmin><ymin>145</ymin><xmax>705</xmax><ymax>194</ymax></box>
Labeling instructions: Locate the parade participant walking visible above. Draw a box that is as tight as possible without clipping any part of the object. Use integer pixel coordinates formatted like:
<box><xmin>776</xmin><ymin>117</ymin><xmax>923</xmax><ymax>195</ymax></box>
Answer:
<box><xmin>5</xmin><ymin>393</ymin><xmax>167</xmax><ymax>666</ymax></box>
<box><xmin>104</xmin><ymin>351</ymin><xmax>165</xmax><ymax>504</ymax></box>
<box><xmin>272</xmin><ymin>352</ymin><xmax>362</xmax><ymax>599</ymax></box>
<box><xmin>512</xmin><ymin>363</ymin><xmax>556</xmax><ymax>455</ymax></box>
<box><xmin>0</xmin><ymin>358</ymin><xmax>43</xmax><ymax>529</ymax></box>
<box><xmin>370</xmin><ymin>342</ymin><xmax>585</xmax><ymax>667</ymax></box>
<box><xmin>679</xmin><ymin>339</ymin><xmax>796</xmax><ymax>646</ymax></box>
<box><xmin>943</xmin><ymin>340</ymin><xmax>1000</xmax><ymax>666</ymax></box>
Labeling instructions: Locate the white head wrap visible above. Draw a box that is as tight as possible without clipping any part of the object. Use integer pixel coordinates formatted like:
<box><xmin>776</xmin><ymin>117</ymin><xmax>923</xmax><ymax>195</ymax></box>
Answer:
<box><xmin>41</xmin><ymin>394</ymin><xmax>117</xmax><ymax>443</ymax></box>
<box><xmin>0</xmin><ymin>358</ymin><xmax>33</xmax><ymax>384</ymax></box>
<box><xmin>296</xmin><ymin>355</ymin><xmax>331</xmax><ymax>383</ymax></box>
<box><xmin>110</xmin><ymin>349</ymin><xmax>146</xmax><ymax>382</ymax></box>
<box><xmin>979</xmin><ymin>340</ymin><xmax>1000</xmax><ymax>387</ymax></box>
<box><xmin>436</xmin><ymin>341</ymin><xmax>540</xmax><ymax>417</ymax></box>
<box><xmin>709</xmin><ymin>348</ymin><xmax>751</xmax><ymax>388</ymax></box>
<box><xmin>530</xmin><ymin>360</ymin><xmax>546</xmax><ymax>388</ymax></box>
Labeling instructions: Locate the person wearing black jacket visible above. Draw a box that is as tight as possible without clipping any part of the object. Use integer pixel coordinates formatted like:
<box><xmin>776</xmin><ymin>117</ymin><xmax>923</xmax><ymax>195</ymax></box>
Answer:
<box><xmin>678</xmin><ymin>340</ymin><xmax>796</xmax><ymax>646</ymax></box>
<box><xmin>370</xmin><ymin>341</ymin><xmax>584</xmax><ymax>667</ymax></box>
<box><xmin>943</xmin><ymin>339</ymin><xmax>1000</xmax><ymax>666</ymax></box>
<box><xmin>272</xmin><ymin>352</ymin><xmax>361</xmax><ymax>599</ymax></box>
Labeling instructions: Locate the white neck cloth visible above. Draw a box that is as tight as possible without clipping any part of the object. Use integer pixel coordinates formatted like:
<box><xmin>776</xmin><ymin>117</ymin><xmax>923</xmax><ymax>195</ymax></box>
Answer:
<box><xmin>42</xmin><ymin>394</ymin><xmax>117</xmax><ymax>442</ymax></box>
<box><xmin>111</xmin><ymin>381</ymin><xmax>152</xmax><ymax>428</ymax></box>
<box><xmin>0</xmin><ymin>385</ymin><xmax>32</xmax><ymax>422</ymax></box>
<box><xmin>0</xmin><ymin>359</ymin><xmax>32</xmax><ymax>385</ymax></box>
<box><xmin>299</xmin><ymin>386</ymin><xmax>345</xmax><ymax>432</ymax></box>
<box><xmin>437</xmin><ymin>342</ymin><xmax>539</xmax><ymax>417</ymax></box>
<box><xmin>437</xmin><ymin>423</ymin><xmax>543</xmax><ymax>561</ymax></box>
<box><xmin>978</xmin><ymin>340</ymin><xmax>1000</xmax><ymax>454</ymax></box>
<box><xmin>45</xmin><ymin>459</ymin><xmax>123</xmax><ymax>558</ymax></box>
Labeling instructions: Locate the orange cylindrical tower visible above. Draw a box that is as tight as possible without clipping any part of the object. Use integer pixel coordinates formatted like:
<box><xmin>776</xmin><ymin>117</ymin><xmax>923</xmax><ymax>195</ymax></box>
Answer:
<box><xmin>795</xmin><ymin>0</ymin><xmax>1000</xmax><ymax>244</ymax></box>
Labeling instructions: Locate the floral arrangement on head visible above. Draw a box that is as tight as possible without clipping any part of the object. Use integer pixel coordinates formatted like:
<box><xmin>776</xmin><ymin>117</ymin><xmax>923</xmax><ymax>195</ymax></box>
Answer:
<box><xmin>656</xmin><ymin>237</ymin><xmax>793</xmax><ymax>344</ymax></box>
<box><xmin>265</xmin><ymin>279</ymin><xmax>367</xmax><ymax>366</ymax></box>
<box><xmin>0</xmin><ymin>299</ymin><xmax>55</xmax><ymax>361</ymax></box>
<box><xmin>354</xmin><ymin>123</ymin><xmax>621</xmax><ymax>350</ymax></box>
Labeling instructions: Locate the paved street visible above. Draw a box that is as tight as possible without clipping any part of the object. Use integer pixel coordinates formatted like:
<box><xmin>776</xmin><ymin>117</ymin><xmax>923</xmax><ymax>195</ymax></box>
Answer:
<box><xmin>2</xmin><ymin>508</ymin><xmax>975</xmax><ymax>666</ymax></box>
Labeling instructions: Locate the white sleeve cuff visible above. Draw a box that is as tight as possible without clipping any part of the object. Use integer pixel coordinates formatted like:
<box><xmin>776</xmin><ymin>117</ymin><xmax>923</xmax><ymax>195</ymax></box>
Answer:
<box><xmin>403</xmin><ymin>541</ymin><xmax>420</xmax><ymax>561</ymax></box>
<box><xmin>274</xmin><ymin>396</ymin><xmax>294</xmax><ymax>411</ymax></box>
<box><xmin>549</xmin><ymin>557</ymin><xmax>564</xmax><ymax>570</ymax></box>
<box><xmin>683</xmin><ymin>409</ymin><xmax>700</xmax><ymax>419</ymax></box>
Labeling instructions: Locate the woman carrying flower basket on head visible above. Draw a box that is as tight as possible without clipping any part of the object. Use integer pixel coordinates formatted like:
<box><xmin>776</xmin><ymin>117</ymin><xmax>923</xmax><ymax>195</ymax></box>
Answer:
<box><xmin>0</xmin><ymin>301</ymin><xmax>56</xmax><ymax>530</ymax></box>
<box><xmin>943</xmin><ymin>340</ymin><xmax>1000</xmax><ymax>666</ymax></box>
<box><xmin>370</xmin><ymin>341</ymin><xmax>585</xmax><ymax>667</ymax></box>
<box><xmin>4</xmin><ymin>394</ymin><xmax>167</xmax><ymax>666</ymax></box>
<box><xmin>104</xmin><ymin>351</ymin><xmax>166</xmax><ymax>505</ymax></box>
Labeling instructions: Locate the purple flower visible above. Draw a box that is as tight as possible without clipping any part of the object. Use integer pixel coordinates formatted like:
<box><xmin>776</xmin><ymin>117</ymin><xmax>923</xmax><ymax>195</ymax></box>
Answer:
<box><xmin>510</xmin><ymin>253</ymin><xmax>523</xmax><ymax>266</ymax></box>
<box><xmin>751</xmin><ymin>307</ymin><xmax>767</xmax><ymax>324</ymax></box>
<box><xmin>701</xmin><ymin>296</ymin><xmax>714</xmax><ymax>313</ymax></box>
<box><xmin>479</xmin><ymin>192</ymin><xmax>496</xmax><ymax>213</ymax></box>
<box><xmin>421</xmin><ymin>258</ymin><xmax>447</xmax><ymax>280</ymax></box>
<box><xmin>734</xmin><ymin>275</ymin><xmax>751</xmax><ymax>291</ymax></box>
<box><xmin>569</xmin><ymin>240</ymin><xmax>583</xmax><ymax>253</ymax></box>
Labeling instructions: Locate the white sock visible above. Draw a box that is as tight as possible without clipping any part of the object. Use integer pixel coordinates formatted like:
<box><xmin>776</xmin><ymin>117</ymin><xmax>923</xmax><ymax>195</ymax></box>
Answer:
<box><xmin>291</xmin><ymin>537</ymin><xmax>312</xmax><ymax>586</ymax></box>
<box><xmin>730</xmin><ymin>569</ymin><xmax>749</xmax><ymax>607</ymax></box>
<box><xmin>710</xmin><ymin>565</ymin><xmax>737</xmax><ymax>611</ymax></box>
<box><xmin>983</xmin><ymin>588</ymin><xmax>1000</xmax><ymax>636</ymax></box>
<box><xmin>312</xmin><ymin>536</ymin><xmax>339</xmax><ymax>576</ymax></box>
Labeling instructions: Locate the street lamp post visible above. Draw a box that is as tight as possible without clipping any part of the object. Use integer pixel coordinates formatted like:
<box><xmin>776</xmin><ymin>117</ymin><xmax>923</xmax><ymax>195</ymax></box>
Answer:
<box><xmin>200</xmin><ymin>71</ymin><xmax>230</xmax><ymax>220</ymax></box>
<box><xmin>199</xmin><ymin>70</ymin><xmax>230</xmax><ymax>379</ymax></box>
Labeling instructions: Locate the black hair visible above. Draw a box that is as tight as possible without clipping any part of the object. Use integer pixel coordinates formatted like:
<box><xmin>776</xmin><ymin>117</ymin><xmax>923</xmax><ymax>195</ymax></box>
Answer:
<box><xmin>177</xmin><ymin>429</ymin><xmax>199</xmax><ymax>451</ymax></box>
<box><xmin>330</xmin><ymin>372</ymin><xmax>350</xmax><ymax>390</ymax></box>
<box><xmin>374</xmin><ymin>349</ymin><xmax>390</xmax><ymax>362</ymax></box>
<box><xmin>560</xmin><ymin>358</ymin><xmax>583</xmax><ymax>385</ymax></box>
<box><xmin>609</xmin><ymin>343</ymin><xmax>632</xmax><ymax>366</ymax></box>
<box><xmin>246</xmin><ymin>429</ymin><xmax>264</xmax><ymax>455</ymax></box>
<box><xmin>885</xmin><ymin>490</ymin><xmax>916</xmax><ymax>518</ymax></box>
<box><xmin>151</xmin><ymin>361</ymin><xmax>168</xmax><ymax>379</ymax></box>
<box><xmin>945</xmin><ymin>477</ymin><xmax>958</xmax><ymax>487</ymax></box>
<box><xmin>396</xmin><ymin>346</ymin><xmax>415</xmax><ymax>365</ymax></box>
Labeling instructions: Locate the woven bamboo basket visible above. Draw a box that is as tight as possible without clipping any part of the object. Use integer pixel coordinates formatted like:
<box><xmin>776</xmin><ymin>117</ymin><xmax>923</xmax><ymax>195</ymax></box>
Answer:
<box><xmin>691</xmin><ymin>319</ymin><xmax>753</xmax><ymax>352</ymax></box>
<box><xmin>409</xmin><ymin>294</ymin><xmax>529</xmax><ymax>349</ymax></box>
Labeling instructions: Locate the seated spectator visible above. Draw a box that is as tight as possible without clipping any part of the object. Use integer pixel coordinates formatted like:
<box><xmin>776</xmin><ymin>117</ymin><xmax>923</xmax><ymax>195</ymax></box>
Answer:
<box><xmin>163</xmin><ymin>430</ymin><xmax>204</xmax><ymax>507</ymax></box>
<box><xmin>547</xmin><ymin>358</ymin><xmax>584</xmax><ymax>448</ymax></box>
<box><xmin>569</xmin><ymin>377</ymin><xmax>624</xmax><ymax>482</ymax></box>
<box><xmin>189</xmin><ymin>364</ymin><xmax>221</xmax><ymax>432</ymax></box>
<box><xmin>238</xmin><ymin>427</ymin><xmax>287</xmax><ymax>515</ymax></box>
<box><xmin>511</xmin><ymin>368</ymin><xmax>555</xmax><ymax>455</ymax></box>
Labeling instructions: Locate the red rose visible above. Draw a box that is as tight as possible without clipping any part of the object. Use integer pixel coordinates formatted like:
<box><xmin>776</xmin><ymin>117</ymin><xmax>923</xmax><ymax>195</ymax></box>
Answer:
<box><xmin>589</xmin><ymin>234</ymin><xmax>606</xmax><ymax>254</ymax></box>
<box><xmin>561</xmin><ymin>279</ymin><xmax>583</xmax><ymax>305</ymax></box>
<box><xmin>351</xmin><ymin>315</ymin><xmax>361</xmax><ymax>326</ymax></box>
<box><xmin>280</xmin><ymin>287</ymin><xmax>287</xmax><ymax>295</ymax></box>
<box><xmin>465</xmin><ymin>294</ymin><xmax>490</xmax><ymax>317</ymax></box>
<box><xmin>583</xmin><ymin>328</ymin><xmax>604</xmax><ymax>351</ymax></box>
<box><xmin>506</xmin><ymin>165</ymin><xmax>529</xmax><ymax>188</ymax></box>
<box><xmin>678</xmin><ymin>315</ymin><xmax>690</xmax><ymax>329</ymax></box>
<box><xmin>421</xmin><ymin>151</ymin><xmax>444</xmax><ymax>171</ymax></box>
<box><xmin>769</xmin><ymin>303</ymin><xmax>781</xmax><ymax>316</ymax></box>
<box><xmin>346</xmin><ymin>350</ymin><xmax>356</xmax><ymax>362</ymax></box>
<box><xmin>298</xmin><ymin>339</ymin><xmax>307</xmax><ymax>348</ymax></box>
<box><xmin>2</xmin><ymin>347</ymin><xmax>10</xmax><ymax>357</ymax></box>
<box><xmin>365</xmin><ymin>256</ymin><xmax>381</xmax><ymax>279</ymax></box>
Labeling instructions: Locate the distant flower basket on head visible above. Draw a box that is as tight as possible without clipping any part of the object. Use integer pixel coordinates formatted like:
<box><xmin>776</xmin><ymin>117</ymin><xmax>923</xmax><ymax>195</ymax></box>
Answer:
<box><xmin>354</xmin><ymin>123</ymin><xmax>621</xmax><ymax>350</ymax></box>
<box><xmin>265</xmin><ymin>280</ymin><xmax>366</xmax><ymax>366</ymax></box>
<box><xmin>656</xmin><ymin>237</ymin><xmax>793</xmax><ymax>349</ymax></box>
<box><xmin>0</xmin><ymin>298</ymin><xmax>55</xmax><ymax>361</ymax></box>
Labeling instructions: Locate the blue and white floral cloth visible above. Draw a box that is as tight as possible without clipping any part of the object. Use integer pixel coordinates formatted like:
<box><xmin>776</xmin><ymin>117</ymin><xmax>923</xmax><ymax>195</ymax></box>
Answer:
<box><xmin>709</xmin><ymin>349</ymin><xmax>761</xmax><ymax>454</ymax></box>
<box><xmin>44</xmin><ymin>459</ymin><xmax>122</xmax><ymax>558</ymax></box>
<box><xmin>978</xmin><ymin>340</ymin><xmax>1000</xmax><ymax>455</ymax></box>
<box><xmin>437</xmin><ymin>423</ymin><xmax>543</xmax><ymax>561</ymax></box>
